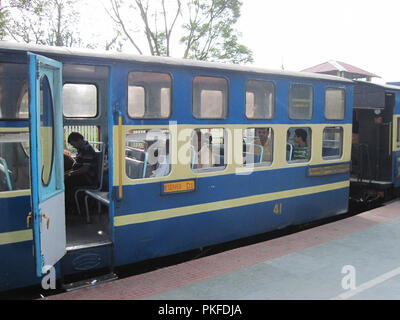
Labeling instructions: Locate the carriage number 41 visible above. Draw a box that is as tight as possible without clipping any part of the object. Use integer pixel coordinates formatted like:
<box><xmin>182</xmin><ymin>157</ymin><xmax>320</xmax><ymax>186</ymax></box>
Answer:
<box><xmin>273</xmin><ymin>203</ymin><xmax>283</xmax><ymax>215</ymax></box>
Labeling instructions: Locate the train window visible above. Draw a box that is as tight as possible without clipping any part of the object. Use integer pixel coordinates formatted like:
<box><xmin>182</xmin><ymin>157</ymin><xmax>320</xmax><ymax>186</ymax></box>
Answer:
<box><xmin>322</xmin><ymin>127</ymin><xmax>343</xmax><ymax>160</ymax></box>
<box><xmin>127</xmin><ymin>72</ymin><xmax>171</xmax><ymax>119</ymax></box>
<box><xmin>245</xmin><ymin>80</ymin><xmax>275</xmax><ymax>119</ymax></box>
<box><xmin>243</xmin><ymin>127</ymin><xmax>273</xmax><ymax>166</ymax></box>
<box><xmin>18</xmin><ymin>86</ymin><xmax>29</xmax><ymax>119</ymax></box>
<box><xmin>0</xmin><ymin>132</ymin><xmax>30</xmax><ymax>191</ymax></box>
<box><xmin>289</xmin><ymin>84</ymin><xmax>313</xmax><ymax>120</ymax></box>
<box><xmin>0</xmin><ymin>63</ymin><xmax>29</xmax><ymax>119</ymax></box>
<box><xmin>125</xmin><ymin>129</ymin><xmax>171</xmax><ymax>179</ymax></box>
<box><xmin>40</xmin><ymin>75</ymin><xmax>55</xmax><ymax>186</ymax></box>
<box><xmin>287</xmin><ymin>127</ymin><xmax>311</xmax><ymax>162</ymax></box>
<box><xmin>325</xmin><ymin>88</ymin><xmax>345</xmax><ymax>120</ymax></box>
<box><xmin>63</xmin><ymin>83</ymin><xmax>97</xmax><ymax>118</ymax></box>
<box><xmin>193</xmin><ymin>76</ymin><xmax>228</xmax><ymax>119</ymax></box>
<box><xmin>191</xmin><ymin>128</ymin><xmax>226</xmax><ymax>171</ymax></box>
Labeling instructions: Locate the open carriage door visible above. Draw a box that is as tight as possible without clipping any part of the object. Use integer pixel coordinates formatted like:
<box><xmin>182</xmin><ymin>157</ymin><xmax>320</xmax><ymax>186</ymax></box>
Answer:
<box><xmin>28</xmin><ymin>53</ymin><xmax>66</xmax><ymax>277</ymax></box>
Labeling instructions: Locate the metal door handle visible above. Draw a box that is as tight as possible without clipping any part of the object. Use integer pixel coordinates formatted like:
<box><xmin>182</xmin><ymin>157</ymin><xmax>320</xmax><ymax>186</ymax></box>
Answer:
<box><xmin>41</xmin><ymin>213</ymin><xmax>50</xmax><ymax>229</ymax></box>
<box><xmin>27</xmin><ymin>212</ymin><xmax>32</xmax><ymax>228</ymax></box>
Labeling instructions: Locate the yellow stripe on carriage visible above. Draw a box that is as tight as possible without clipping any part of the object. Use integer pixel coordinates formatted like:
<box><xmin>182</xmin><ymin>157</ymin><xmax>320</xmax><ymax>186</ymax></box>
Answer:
<box><xmin>0</xmin><ymin>190</ymin><xmax>30</xmax><ymax>198</ymax></box>
<box><xmin>114</xmin><ymin>180</ymin><xmax>349</xmax><ymax>227</ymax></box>
<box><xmin>0</xmin><ymin>229</ymin><xmax>32</xmax><ymax>246</ymax></box>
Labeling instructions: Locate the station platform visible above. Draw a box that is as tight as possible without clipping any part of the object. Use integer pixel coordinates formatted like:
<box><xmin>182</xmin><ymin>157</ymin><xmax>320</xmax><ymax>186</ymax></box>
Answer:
<box><xmin>45</xmin><ymin>200</ymin><xmax>400</xmax><ymax>300</ymax></box>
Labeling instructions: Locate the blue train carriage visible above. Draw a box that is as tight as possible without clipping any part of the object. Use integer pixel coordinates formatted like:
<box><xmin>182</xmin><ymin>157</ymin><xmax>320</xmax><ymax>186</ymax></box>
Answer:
<box><xmin>351</xmin><ymin>81</ymin><xmax>400</xmax><ymax>203</ymax></box>
<box><xmin>0</xmin><ymin>41</ymin><xmax>353</xmax><ymax>292</ymax></box>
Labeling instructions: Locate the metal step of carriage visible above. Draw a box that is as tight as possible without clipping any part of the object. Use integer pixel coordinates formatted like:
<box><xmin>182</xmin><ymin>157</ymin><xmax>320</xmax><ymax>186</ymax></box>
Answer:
<box><xmin>60</xmin><ymin>242</ymin><xmax>117</xmax><ymax>292</ymax></box>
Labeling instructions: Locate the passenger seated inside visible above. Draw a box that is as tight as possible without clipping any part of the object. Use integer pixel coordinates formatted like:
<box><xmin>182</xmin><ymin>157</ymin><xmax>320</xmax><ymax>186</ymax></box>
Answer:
<box><xmin>292</xmin><ymin>128</ymin><xmax>309</xmax><ymax>161</ymax></box>
<box><xmin>254</xmin><ymin>128</ymin><xmax>272</xmax><ymax>163</ymax></box>
<box><xmin>64</xmin><ymin>132</ymin><xmax>98</xmax><ymax>213</ymax></box>
<box><xmin>64</xmin><ymin>149</ymin><xmax>74</xmax><ymax>171</ymax></box>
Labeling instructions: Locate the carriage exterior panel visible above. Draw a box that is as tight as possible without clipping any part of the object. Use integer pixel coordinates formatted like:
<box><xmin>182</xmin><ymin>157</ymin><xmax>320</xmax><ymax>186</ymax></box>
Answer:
<box><xmin>0</xmin><ymin>42</ymin><xmax>353</xmax><ymax>292</ymax></box>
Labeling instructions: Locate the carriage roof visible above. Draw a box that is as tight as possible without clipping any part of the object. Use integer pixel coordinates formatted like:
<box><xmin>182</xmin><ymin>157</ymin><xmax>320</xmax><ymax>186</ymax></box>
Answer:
<box><xmin>0</xmin><ymin>41</ymin><xmax>353</xmax><ymax>84</ymax></box>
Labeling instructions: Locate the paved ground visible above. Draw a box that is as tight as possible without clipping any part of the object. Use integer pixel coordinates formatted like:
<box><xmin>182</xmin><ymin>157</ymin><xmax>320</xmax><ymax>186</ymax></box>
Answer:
<box><xmin>45</xmin><ymin>201</ymin><xmax>400</xmax><ymax>300</ymax></box>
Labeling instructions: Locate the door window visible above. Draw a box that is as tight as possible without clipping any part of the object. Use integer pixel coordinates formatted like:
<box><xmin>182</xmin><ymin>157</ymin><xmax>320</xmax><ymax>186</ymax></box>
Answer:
<box><xmin>39</xmin><ymin>75</ymin><xmax>55</xmax><ymax>186</ymax></box>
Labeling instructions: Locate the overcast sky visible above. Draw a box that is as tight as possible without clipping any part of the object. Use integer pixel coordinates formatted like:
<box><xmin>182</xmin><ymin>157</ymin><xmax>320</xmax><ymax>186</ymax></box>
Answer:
<box><xmin>81</xmin><ymin>0</ymin><xmax>399</xmax><ymax>84</ymax></box>
<box><xmin>236</xmin><ymin>0</ymin><xmax>400</xmax><ymax>83</ymax></box>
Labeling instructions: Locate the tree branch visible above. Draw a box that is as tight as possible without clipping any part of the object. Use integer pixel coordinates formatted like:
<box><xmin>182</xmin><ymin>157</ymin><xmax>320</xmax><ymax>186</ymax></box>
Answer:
<box><xmin>135</xmin><ymin>0</ymin><xmax>155</xmax><ymax>55</ymax></box>
<box><xmin>109</xmin><ymin>0</ymin><xmax>143</xmax><ymax>54</ymax></box>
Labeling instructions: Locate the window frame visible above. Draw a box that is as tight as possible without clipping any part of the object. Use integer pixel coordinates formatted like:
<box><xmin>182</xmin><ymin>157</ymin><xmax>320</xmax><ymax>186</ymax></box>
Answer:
<box><xmin>0</xmin><ymin>131</ymin><xmax>30</xmax><ymax>192</ymax></box>
<box><xmin>286</xmin><ymin>127</ymin><xmax>312</xmax><ymax>163</ymax></box>
<box><xmin>127</xmin><ymin>70</ymin><xmax>173</xmax><ymax>120</ymax></box>
<box><xmin>192</xmin><ymin>75</ymin><xmax>229</xmax><ymax>120</ymax></box>
<box><xmin>322</xmin><ymin>126</ymin><xmax>344</xmax><ymax>160</ymax></box>
<box><xmin>0</xmin><ymin>62</ymin><xmax>30</xmax><ymax>121</ymax></box>
<box><xmin>243</xmin><ymin>127</ymin><xmax>274</xmax><ymax>167</ymax></box>
<box><xmin>324</xmin><ymin>87</ymin><xmax>346</xmax><ymax>120</ymax></box>
<box><xmin>288</xmin><ymin>83</ymin><xmax>314</xmax><ymax>120</ymax></box>
<box><xmin>245</xmin><ymin>79</ymin><xmax>276</xmax><ymax>120</ymax></box>
<box><xmin>16</xmin><ymin>82</ymin><xmax>29</xmax><ymax>120</ymax></box>
<box><xmin>190</xmin><ymin>127</ymin><xmax>227</xmax><ymax>173</ymax></box>
<box><xmin>62</xmin><ymin>82</ymin><xmax>99</xmax><ymax>119</ymax></box>
<box><xmin>40</xmin><ymin>74</ymin><xmax>55</xmax><ymax>187</ymax></box>
<box><xmin>125</xmin><ymin>128</ymin><xmax>172</xmax><ymax>180</ymax></box>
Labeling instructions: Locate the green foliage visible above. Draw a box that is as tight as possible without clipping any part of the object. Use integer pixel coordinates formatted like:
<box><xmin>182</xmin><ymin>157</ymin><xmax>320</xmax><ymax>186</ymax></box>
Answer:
<box><xmin>181</xmin><ymin>0</ymin><xmax>253</xmax><ymax>63</ymax></box>
<box><xmin>0</xmin><ymin>0</ymin><xmax>253</xmax><ymax>64</ymax></box>
<box><xmin>108</xmin><ymin>0</ymin><xmax>253</xmax><ymax>64</ymax></box>
<box><xmin>2</xmin><ymin>0</ymin><xmax>85</xmax><ymax>47</ymax></box>
<box><xmin>0</xmin><ymin>7</ymin><xmax>9</xmax><ymax>40</ymax></box>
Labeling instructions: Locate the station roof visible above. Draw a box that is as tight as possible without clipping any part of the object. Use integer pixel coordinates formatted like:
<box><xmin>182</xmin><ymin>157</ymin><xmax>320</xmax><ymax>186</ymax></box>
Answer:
<box><xmin>301</xmin><ymin>60</ymin><xmax>380</xmax><ymax>80</ymax></box>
